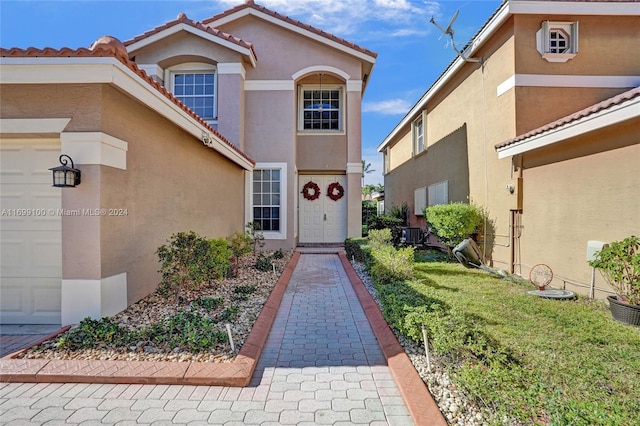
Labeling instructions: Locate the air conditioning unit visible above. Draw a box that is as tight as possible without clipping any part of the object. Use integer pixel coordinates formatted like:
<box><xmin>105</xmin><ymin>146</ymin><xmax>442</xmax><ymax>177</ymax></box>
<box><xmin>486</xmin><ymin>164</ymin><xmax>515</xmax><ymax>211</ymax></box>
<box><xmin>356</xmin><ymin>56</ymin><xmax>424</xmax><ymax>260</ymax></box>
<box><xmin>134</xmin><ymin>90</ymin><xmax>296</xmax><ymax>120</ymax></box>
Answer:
<box><xmin>453</xmin><ymin>238</ymin><xmax>484</xmax><ymax>268</ymax></box>
<box><xmin>401</xmin><ymin>227</ymin><xmax>423</xmax><ymax>245</ymax></box>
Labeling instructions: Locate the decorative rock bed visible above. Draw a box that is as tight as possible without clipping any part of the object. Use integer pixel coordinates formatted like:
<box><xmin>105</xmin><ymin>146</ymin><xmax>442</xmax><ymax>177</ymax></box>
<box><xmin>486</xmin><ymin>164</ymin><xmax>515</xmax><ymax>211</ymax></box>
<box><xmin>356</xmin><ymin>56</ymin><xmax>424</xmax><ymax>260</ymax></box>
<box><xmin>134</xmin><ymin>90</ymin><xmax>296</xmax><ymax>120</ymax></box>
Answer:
<box><xmin>350</xmin><ymin>260</ymin><xmax>491</xmax><ymax>426</ymax></box>
<box><xmin>17</xmin><ymin>251</ymin><xmax>293</xmax><ymax>364</ymax></box>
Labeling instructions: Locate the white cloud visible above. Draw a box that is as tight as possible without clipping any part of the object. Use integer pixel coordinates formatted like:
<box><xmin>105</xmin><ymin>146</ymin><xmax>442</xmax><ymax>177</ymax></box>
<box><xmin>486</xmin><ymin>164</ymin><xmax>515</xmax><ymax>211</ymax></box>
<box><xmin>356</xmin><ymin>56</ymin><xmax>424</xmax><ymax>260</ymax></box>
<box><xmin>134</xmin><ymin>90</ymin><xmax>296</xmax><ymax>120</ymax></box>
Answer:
<box><xmin>213</xmin><ymin>0</ymin><xmax>440</xmax><ymax>36</ymax></box>
<box><xmin>362</xmin><ymin>98</ymin><xmax>412</xmax><ymax>115</ymax></box>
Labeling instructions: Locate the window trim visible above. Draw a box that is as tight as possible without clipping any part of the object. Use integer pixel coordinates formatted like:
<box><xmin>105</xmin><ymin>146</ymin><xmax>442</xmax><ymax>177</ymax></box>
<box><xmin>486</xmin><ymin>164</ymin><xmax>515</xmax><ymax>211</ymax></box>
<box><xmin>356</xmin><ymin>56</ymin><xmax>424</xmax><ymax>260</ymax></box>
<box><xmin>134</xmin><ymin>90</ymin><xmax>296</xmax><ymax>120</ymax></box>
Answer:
<box><xmin>252</xmin><ymin>162</ymin><xmax>287</xmax><ymax>240</ymax></box>
<box><xmin>383</xmin><ymin>148</ymin><xmax>390</xmax><ymax>175</ymax></box>
<box><xmin>297</xmin><ymin>84</ymin><xmax>345</xmax><ymax>134</ymax></box>
<box><xmin>165</xmin><ymin>63</ymin><xmax>218</xmax><ymax>124</ymax></box>
<box><xmin>414</xmin><ymin>187</ymin><xmax>427</xmax><ymax>216</ymax></box>
<box><xmin>428</xmin><ymin>180</ymin><xmax>449</xmax><ymax>206</ymax></box>
<box><xmin>536</xmin><ymin>21</ymin><xmax>578</xmax><ymax>63</ymax></box>
<box><xmin>412</xmin><ymin>112</ymin><xmax>425</xmax><ymax>155</ymax></box>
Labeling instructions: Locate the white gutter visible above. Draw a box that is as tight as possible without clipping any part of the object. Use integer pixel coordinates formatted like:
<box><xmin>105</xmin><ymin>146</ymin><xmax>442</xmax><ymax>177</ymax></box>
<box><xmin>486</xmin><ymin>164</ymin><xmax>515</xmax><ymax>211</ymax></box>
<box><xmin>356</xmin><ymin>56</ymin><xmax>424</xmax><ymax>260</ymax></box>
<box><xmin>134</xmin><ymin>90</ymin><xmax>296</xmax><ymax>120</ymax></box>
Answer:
<box><xmin>0</xmin><ymin>56</ymin><xmax>254</xmax><ymax>170</ymax></box>
<box><xmin>496</xmin><ymin>95</ymin><xmax>639</xmax><ymax>159</ymax></box>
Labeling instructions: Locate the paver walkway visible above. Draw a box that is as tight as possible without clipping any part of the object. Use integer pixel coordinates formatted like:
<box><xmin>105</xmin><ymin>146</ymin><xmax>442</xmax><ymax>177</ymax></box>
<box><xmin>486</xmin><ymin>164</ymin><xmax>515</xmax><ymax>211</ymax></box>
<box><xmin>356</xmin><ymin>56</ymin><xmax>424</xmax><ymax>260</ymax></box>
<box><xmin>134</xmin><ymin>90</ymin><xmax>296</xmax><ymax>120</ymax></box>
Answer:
<box><xmin>0</xmin><ymin>254</ymin><xmax>414</xmax><ymax>425</ymax></box>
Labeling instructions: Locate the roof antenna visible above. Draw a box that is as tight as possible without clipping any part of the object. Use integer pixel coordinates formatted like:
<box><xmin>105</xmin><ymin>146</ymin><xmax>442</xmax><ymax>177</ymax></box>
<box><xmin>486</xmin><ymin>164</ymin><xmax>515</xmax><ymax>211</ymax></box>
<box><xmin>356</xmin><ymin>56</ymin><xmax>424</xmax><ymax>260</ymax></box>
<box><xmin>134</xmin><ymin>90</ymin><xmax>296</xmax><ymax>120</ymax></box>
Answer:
<box><xmin>430</xmin><ymin>11</ymin><xmax>483</xmax><ymax>64</ymax></box>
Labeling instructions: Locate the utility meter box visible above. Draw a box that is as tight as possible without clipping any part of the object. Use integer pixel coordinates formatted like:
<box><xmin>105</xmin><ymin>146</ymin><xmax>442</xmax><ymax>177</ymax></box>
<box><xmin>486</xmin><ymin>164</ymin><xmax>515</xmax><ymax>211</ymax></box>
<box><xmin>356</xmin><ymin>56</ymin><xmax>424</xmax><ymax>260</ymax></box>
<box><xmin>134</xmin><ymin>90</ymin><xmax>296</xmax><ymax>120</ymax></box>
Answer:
<box><xmin>586</xmin><ymin>240</ymin><xmax>608</xmax><ymax>262</ymax></box>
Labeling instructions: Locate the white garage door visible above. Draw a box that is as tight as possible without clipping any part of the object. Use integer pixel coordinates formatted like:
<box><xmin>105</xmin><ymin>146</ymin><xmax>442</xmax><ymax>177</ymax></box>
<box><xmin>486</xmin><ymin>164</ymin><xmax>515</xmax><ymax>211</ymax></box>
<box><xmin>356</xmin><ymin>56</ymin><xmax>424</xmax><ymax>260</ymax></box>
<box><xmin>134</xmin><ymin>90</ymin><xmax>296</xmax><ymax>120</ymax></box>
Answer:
<box><xmin>299</xmin><ymin>175</ymin><xmax>347</xmax><ymax>244</ymax></box>
<box><xmin>1</xmin><ymin>139</ymin><xmax>62</xmax><ymax>324</ymax></box>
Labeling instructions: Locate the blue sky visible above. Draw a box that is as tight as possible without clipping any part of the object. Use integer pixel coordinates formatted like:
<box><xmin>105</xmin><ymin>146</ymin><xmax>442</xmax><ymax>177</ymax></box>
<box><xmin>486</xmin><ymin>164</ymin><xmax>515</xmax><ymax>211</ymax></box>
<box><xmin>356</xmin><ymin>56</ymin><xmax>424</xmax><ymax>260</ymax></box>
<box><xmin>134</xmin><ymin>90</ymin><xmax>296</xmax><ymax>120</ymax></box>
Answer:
<box><xmin>1</xmin><ymin>0</ymin><xmax>502</xmax><ymax>185</ymax></box>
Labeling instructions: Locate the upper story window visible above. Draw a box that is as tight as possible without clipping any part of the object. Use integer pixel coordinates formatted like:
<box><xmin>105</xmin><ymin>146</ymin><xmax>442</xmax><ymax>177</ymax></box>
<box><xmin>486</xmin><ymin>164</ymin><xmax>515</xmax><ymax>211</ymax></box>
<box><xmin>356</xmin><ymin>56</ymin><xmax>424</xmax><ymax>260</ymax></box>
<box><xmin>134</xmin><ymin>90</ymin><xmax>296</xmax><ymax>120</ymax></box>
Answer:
<box><xmin>165</xmin><ymin>63</ymin><xmax>217</xmax><ymax>122</ymax></box>
<box><xmin>413</xmin><ymin>114</ymin><xmax>425</xmax><ymax>155</ymax></box>
<box><xmin>298</xmin><ymin>85</ymin><xmax>343</xmax><ymax>132</ymax></box>
<box><xmin>536</xmin><ymin>21</ymin><xmax>578</xmax><ymax>63</ymax></box>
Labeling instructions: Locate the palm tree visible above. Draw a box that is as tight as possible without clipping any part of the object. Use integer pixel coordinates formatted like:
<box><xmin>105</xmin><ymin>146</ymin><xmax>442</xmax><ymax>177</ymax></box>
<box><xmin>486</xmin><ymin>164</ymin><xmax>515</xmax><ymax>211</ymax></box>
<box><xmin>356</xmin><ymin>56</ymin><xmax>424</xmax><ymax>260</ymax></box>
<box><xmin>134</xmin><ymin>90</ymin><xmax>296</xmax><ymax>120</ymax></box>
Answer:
<box><xmin>362</xmin><ymin>160</ymin><xmax>374</xmax><ymax>187</ymax></box>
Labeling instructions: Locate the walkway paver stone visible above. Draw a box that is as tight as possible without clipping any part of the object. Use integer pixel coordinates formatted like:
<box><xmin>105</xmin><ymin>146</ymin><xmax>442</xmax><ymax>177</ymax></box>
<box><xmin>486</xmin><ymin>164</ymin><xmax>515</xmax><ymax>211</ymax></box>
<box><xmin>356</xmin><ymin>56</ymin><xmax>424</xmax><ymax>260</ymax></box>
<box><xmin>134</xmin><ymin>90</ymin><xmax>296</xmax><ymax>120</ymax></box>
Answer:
<box><xmin>0</xmin><ymin>252</ymin><xmax>449</xmax><ymax>424</ymax></box>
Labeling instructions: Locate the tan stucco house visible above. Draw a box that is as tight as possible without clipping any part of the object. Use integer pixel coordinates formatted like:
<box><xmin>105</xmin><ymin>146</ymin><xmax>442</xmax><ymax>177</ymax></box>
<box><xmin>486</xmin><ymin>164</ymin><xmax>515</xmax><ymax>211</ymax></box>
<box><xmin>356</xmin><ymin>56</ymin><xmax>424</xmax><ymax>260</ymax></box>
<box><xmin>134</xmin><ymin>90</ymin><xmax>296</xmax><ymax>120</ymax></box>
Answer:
<box><xmin>0</xmin><ymin>0</ymin><xmax>376</xmax><ymax>325</ymax></box>
<box><xmin>377</xmin><ymin>0</ymin><xmax>639</xmax><ymax>299</ymax></box>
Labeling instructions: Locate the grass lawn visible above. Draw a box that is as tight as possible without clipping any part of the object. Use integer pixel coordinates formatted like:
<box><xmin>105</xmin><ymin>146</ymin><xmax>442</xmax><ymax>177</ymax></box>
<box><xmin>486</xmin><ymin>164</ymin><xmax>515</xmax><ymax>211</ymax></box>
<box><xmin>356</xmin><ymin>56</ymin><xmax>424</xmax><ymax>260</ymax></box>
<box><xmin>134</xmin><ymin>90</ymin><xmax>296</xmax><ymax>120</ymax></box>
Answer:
<box><xmin>375</xmin><ymin>250</ymin><xmax>640</xmax><ymax>425</ymax></box>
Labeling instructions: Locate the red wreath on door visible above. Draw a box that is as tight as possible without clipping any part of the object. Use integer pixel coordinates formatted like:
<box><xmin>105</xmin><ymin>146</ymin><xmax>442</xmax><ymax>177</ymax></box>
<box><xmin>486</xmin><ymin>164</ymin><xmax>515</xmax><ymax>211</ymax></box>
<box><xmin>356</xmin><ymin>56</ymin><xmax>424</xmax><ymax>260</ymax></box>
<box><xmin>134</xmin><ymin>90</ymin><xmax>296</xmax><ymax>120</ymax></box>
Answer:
<box><xmin>302</xmin><ymin>181</ymin><xmax>321</xmax><ymax>201</ymax></box>
<box><xmin>327</xmin><ymin>181</ymin><xmax>345</xmax><ymax>201</ymax></box>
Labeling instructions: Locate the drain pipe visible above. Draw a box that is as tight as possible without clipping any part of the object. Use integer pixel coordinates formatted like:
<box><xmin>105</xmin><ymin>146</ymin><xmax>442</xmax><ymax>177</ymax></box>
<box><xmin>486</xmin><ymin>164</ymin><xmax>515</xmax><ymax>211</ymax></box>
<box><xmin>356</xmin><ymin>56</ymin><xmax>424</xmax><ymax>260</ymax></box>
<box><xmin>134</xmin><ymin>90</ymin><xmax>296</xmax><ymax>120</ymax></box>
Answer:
<box><xmin>586</xmin><ymin>241</ymin><xmax>607</xmax><ymax>299</ymax></box>
<box><xmin>421</xmin><ymin>324</ymin><xmax>432</xmax><ymax>372</ymax></box>
<box><xmin>226</xmin><ymin>323</ymin><xmax>235</xmax><ymax>352</ymax></box>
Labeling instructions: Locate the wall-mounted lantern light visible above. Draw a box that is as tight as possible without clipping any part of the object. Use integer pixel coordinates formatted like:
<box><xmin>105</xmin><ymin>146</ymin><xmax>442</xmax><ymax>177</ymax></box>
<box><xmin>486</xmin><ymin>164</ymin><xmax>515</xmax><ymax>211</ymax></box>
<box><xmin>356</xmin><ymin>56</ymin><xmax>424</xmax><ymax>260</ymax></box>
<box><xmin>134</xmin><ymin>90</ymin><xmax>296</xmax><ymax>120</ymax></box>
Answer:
<box><xmin>49</xmin><ymin>155</ymin><xmax>81</xmax><ymax>187</ymax></box>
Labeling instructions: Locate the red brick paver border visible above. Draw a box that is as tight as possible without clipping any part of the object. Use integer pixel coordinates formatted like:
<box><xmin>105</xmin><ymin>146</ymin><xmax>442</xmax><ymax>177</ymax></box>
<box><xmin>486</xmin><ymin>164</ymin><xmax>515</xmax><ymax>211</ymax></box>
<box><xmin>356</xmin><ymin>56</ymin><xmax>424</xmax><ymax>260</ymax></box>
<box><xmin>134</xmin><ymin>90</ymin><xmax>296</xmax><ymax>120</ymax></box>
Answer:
<box><xmin>1</xmin><ymin>250</ymin><xmax>445</xmax><ymax>425</ymax></box>
<box><xmin>0</xmin><ymin>252</ymin><xmax>300</xmax><ymax>387</ymax></box>
<box><xmin>338</xmin><ymin>251</ymin><xmax>447</xmax><ymax>426</ymax></box>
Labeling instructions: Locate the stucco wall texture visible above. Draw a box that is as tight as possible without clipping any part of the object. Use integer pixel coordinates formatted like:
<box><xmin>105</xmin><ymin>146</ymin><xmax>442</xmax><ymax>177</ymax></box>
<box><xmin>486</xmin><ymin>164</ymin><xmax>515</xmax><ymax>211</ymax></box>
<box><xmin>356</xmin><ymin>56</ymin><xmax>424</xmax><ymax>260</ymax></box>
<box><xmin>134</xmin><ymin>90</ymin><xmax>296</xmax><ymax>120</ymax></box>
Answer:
<box><xmin>381</xmin><ymin>10</ymin><xmax>639</xmax><ymax>298</ymax></box>
<box><xmin>1</xmin><ymin>83</ymin><xmax>247</xmax><ymax>306</ymax></box>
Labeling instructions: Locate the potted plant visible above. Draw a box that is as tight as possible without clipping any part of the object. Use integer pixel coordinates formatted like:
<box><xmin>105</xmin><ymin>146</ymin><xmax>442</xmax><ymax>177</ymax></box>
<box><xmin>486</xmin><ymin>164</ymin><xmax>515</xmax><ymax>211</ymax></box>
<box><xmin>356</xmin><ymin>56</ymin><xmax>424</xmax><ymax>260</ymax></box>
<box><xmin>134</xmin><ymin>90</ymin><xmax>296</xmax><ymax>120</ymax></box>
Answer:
<box><xmin>588</xmin><ymin>235</ymin><xmax>640</xmax><ymax>326</ymax></box>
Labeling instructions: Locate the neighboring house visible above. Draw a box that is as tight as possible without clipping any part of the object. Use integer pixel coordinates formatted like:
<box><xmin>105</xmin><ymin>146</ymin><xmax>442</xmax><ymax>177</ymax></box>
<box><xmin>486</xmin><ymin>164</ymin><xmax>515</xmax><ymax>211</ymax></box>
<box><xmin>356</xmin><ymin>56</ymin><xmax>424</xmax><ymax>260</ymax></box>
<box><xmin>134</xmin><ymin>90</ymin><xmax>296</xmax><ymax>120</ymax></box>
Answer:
<box><xmin>0</xmin><ymin>0</ymin><xmax>376</xmax><ymax>325</ymax></box>
<box><xmin>371</xmin><ymin>191</ymin><xmax>385</xmax><ymax>216</ymax></box>
<box><xmin>377</xmin><ymin>0</ymin><xmax>639</xmax><ymax>299</ymax></box>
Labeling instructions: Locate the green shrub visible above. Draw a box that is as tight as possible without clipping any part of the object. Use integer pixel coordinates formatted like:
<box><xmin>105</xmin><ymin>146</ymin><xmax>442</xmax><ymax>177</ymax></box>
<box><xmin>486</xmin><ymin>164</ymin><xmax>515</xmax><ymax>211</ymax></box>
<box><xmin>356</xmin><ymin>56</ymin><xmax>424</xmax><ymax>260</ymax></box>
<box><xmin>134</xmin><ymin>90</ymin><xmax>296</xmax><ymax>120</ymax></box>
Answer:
<box><xmin>370</xmin><ymin>244</ymin><xmax>414</xmax><ymax>285</ymax></box>
<box><xmin>246</xmin><ymin>222</ymin><xmax>265</xmax><ymax>251</ymax></box>
<box><xmin>55</xmin><ymin>317</ymin><xmax>133</xmax><ymax>350</ymax></box>
<box><xmin>362</xmin><ymin>201</ymin><xmax>377</xmax><ymax>234</ymax></box>
<box><xmin>233</xmin><ymin>285</ymin><xmax>257</xmax><ymax>301</ymax></box>
<box><xmin>226</xmin><ymin>231</ymin><xmax>252</xmax><ymax>277</ymax></box>
<box><xmin>345</xmin><ymin>238</ymin><xmax>369</xmax><ymax>263</ymax></box>
<box><xmin>192</xmin><ymin>296</ymin><xmax>223</xmax><ymax>311</ymax></box>
<box><xmin>156</xmin><ymin>231</ymin><xmax>231</xmax><ymax>303</ymax></box>
<box><xmin>142</xmin><ymin>309</ymin><xmax>227</xmax><ymax>352</ymax></box>
<box><xmin>368</xmin><ymin>215</ymin><xmax>404</xmax><ymax>245</ymax></box>
<box><xmin>388</xmin><ymin>202</ymin><xmax>409</xmax><ymax>225</ymax></box>
<box><xmin>368</xmin><ymin>228</ymin><xmax>392</xmax><ymax>250</ymax></box>
<box><xmin>226</xmin><ymin>231</ymin><xmax>253</xmax><ymax>258</ymax></box>
<box><xmin>588</xmin><ymin>235</ymin><xmax>640</xmax><ymax>305</ymax></box>
<box><xmin>424</xmin><ymin>203</ymin><xmax>483</xmax><ymax>249</ymax></box>
<box><xmin>219</xmin><ymin>305</ymin><xmax>239</xmax><ymax>322</ymax></box>
<box><xmin>255</xmin><ymin>252</ymin><xmax>273</xmax><ymax>272</ymax></box>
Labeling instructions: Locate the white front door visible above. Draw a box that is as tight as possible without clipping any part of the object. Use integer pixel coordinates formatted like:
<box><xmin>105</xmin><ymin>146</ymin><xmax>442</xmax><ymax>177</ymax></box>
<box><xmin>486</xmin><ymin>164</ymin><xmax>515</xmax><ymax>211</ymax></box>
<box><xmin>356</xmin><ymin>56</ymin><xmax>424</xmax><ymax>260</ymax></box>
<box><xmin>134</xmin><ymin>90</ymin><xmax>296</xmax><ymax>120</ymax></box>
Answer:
<box><xmin>1</xmin><ymin>139</ymin><xmax>62</xmax><ymax>324</ymax></box>
<box><xmin>299</xmin><ymin>175</ymin><xmax>347</xmax><ymax>244</ymax></box>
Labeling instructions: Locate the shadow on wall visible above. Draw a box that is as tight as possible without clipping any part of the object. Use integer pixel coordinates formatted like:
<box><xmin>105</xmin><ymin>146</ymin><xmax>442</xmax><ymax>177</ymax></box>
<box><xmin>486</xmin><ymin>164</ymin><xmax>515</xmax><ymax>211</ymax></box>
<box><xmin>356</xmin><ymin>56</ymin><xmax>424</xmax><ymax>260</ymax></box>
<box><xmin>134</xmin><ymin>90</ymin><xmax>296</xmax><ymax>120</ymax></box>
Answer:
<box><xmin>384</xmin><ymin>123</ymin><xmax>471</xmax><ymax>227</ymax></box>
<box><xmin>477</xmin><ymin>211</ymin><xmax>496</xmax><ymax>266</ymax></box>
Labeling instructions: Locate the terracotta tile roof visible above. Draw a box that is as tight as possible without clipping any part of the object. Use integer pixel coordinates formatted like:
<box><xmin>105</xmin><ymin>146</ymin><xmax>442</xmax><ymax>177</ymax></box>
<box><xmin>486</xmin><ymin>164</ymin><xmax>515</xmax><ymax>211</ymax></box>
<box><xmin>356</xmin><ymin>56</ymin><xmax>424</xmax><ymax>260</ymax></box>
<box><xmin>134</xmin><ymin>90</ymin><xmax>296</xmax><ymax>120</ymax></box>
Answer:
<box><xmin>124</xmin><ymin>13</ymin><xmax>257</xmax><ymax>61</ymax></box>
<box><xmin>202</xmin><ymin>0</ymin><xmax>377</xmax><ymax>59</ymax></box>
<box><xmin>495</xmin><ymin>86</ymin><xmax>640</xmax><ymax>149</ymax></box>
<box><xmin>1</xmin><ymin>41</ymin><xmax>256</xmax><ymax>167</ymax></box>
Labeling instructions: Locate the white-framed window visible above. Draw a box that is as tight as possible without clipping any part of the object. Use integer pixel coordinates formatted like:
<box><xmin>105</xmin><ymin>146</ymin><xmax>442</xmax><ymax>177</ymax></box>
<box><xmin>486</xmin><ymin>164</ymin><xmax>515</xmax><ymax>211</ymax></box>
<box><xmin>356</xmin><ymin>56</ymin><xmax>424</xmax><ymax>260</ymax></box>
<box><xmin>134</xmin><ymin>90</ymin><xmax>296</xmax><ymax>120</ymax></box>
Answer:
<box><xmin>428</xmin><ymin>180</ymin><xmax>448</xmax><ymax>206</ymax></box>
<box><xmin>165</xmin><ymin>63</ymin><xmax>217</xmax><ymax>122</ymax></box>
<box><xmin>298</xmin><ymin>85</ymin><xmax>344</xmax><ymax>132</ymax></box>
<box><xmin>252</xmin><ymin>163</ymin><xmax>287</xmax><ymax>239</ymax></box>
<box><xmin>413</xmin><ymin>114</ymin><xmax>425</xmax><ymax>155</ymax></box>
<box><xmin>414</xmin><ymin>187</ymin><xmax>427</xmax><ymax>216</ymax></box>
<box><xmin>536</xmin><ymin>21</ymin><xmax>578</xmax><ymax>63</ymax></box>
